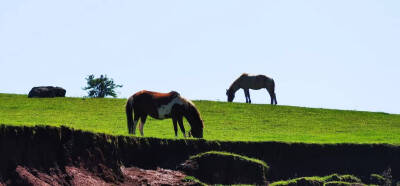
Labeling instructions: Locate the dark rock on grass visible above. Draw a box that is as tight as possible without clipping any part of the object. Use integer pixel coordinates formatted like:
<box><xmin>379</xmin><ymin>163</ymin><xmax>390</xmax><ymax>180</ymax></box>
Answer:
<box><xmin>180</xmin><ymin>151</ymin><xmax>269</xmax><ymax>185</ymax></box>
<box><xmin>28</xmin><ymin>86</ymin><xmax>66</xmax><ymax>98</ymax></box>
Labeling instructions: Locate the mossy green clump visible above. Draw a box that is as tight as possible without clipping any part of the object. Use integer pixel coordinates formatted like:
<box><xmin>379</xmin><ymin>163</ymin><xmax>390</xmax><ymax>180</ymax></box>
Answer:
<box><xmin>324</xmin><ymin>181</ymin><xmax>363</xmax><ymax>186</ymax></box>
<box><xmin>189</xmin><ymin>151</ymin><xmax>268</xmax><ymax>169</ymax></box>
<box><xmin>324</xmin><ymin>174</ymin><xmax>361</xmax><ymax>183</ymax></box>
<box><xmin>271</xmin><ymin>177</ymin><xmax>323</xmax><ymax>186</ymax></box>
<box><xmin>369</xmin><ymin>173</ymin><xmax>389</xmax><ymax>185</ymax></box>
<box><xmin>270</xmin><ymin>174</ymin><xmax>364</xmax><ymax>186</ymax></box>
<box><xmin>182</xmin><ymin>176</ymin><xmax>207</xmax><ymax>186</ymax></box>
<box><xmin>183</xmin><ymin>151</ymin><xmax>268</xmax><ymax>185</ymax></box>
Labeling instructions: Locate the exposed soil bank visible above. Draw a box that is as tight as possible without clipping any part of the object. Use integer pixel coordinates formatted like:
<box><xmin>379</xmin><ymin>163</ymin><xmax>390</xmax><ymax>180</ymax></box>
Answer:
<box><xmin>1</xmin><ymin>125</ymin><xmax>399</xmax><ymax>184</ymax></box>
<box><xmin>8</xmin><ymin>165</ymin><xmax>192</xmax><ymax>185</ymax></box>
<box><xmin>0</xmin><ymin>125</ymin><xmax>196</xmax><ymax>185</ymax></box>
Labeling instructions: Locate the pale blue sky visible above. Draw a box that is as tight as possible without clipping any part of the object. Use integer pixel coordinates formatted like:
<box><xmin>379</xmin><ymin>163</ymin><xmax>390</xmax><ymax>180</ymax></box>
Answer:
<box><xmin>1</xmin><ymin>1</ymin><xmax>399</xmax><ymax>113</ymax></box>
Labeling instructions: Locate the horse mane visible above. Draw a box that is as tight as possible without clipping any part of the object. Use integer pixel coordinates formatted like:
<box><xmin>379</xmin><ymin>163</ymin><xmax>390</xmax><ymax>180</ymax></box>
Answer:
<box><xmin>179</xmin><ymin>96</ymin><xmax>203</xmax><ymax>128</ymax></box>
<box><xmin>169</xmin><ymin>91</ymin><xmax>180</xmax><ymax>97</ymax></box>
<box><xmin>228</xmin><ymin>73</ymin><xmax>248</xmax><ymax>91</ymax></box>
<box><xmin>180</xmin><ymin>96</ymin><xmax>195</xmax><ymax>111</ymax></box>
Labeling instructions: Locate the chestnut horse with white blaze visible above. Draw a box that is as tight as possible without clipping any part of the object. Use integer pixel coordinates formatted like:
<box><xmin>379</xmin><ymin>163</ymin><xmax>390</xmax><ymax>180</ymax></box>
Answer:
<box><xmin>125</xmin><ymin>90</ymin><xmax>204</xmax><ymax>138</ymax></box>
<box><xmin>226</xmin><ymin>73</ymin><xmax>277</xmax><ymax>104</ymax></box>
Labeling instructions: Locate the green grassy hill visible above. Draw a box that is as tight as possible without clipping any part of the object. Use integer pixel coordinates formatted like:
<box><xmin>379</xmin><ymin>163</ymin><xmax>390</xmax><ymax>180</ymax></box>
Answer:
<box><xmin>0</xmin><ymin>93</ymin><xmax>399</xmax><ymax>144</ymax></box>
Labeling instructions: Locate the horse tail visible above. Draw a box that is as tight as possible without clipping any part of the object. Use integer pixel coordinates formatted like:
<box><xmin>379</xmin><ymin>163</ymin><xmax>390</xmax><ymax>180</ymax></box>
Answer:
<box><xmin>126</xmin><ymin>96</ymin><xmax>134</xmax><ymax>134</ymax></box>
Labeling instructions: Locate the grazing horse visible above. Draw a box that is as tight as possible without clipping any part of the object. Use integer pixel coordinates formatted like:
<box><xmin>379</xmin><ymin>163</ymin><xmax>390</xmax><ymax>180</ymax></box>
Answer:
<box><xmin>125</xmin><ymin>90</ymin><xmax>204</xmax><ymax>138</ymax></box>
<box><xmin>226</xmin><ymin>73</ymin><xmax>277</xmax><ymax>104</ymax></box>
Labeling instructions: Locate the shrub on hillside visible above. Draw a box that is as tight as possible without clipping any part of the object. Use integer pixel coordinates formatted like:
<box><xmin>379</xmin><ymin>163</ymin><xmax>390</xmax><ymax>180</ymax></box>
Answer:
<box><xmin>83</xmin><ymin>74</ymin><xmax>122</xmax><ymax>98</ymax></box>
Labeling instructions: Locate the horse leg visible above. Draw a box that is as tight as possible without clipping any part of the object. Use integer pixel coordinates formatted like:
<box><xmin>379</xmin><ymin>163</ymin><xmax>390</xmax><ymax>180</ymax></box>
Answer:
<box><xmin>178</xmin><ymin>117</ymin><xmax>186</xmax><ymax>138</ymax></box>
<box><xmin>247</xmin><ymin>90</ymin><xmax>251</xmax><ymax>103</ymax></box>
<box><xmin>266</xmin><ymin>88</ymin><xmax>274</xmax><ymax>105</ymax></box>
<box><xmin>269</xmin><ymin>88</ymin><xmax>277</xmax><ymax>105</ymax></box>
<box><xmin>243</xmin><ymin>89</ymin><xmax>248</xmax><ymax>103</ymax></box>
<box><xmin>139</xmin><ymin>115</ymin><xmax>147</xmax><ymax>136</ymax></box>
<box><xmin>132</xmin><ymin>114</ymin><xmax>140</xmax><ymax>134</ymax></box>
<box><xmin>244</xmin><ymin>89</ymin><xmax>251</xmax><ymax>103</ymax></box>
<box><xmin>270</xmin><ymin>94</ymin><xmax>273</xmax><ymax>105</ymax></box>
<box><xmin>172</xmin><ymin>117</ymin><xmax>178</xmax><ymax>137</ymax></box>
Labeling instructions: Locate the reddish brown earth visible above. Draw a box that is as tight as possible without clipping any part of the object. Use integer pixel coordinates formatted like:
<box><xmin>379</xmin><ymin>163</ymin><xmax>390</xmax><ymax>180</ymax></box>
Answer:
<box><xmin>6</xmin><ymin>165</ymin><xmax>195</xmax><ymax>186</ymax></box>
<box><xmin>121</xmin><ymin>167</ymin><xmax>194</xmax><ymax>185</ymax></box>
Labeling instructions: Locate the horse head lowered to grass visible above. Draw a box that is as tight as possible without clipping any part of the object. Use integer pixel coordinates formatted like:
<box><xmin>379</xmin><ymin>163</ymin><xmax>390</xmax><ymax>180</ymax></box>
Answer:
<box><xmin>226</xmin><ymin>73</ymin><xmax>277</xmax><ymax>105</ymax></box>
<box><xmin>125</xmin><ymin>90</ymin><xmax>204</xmax><ymax>138</ymax></box>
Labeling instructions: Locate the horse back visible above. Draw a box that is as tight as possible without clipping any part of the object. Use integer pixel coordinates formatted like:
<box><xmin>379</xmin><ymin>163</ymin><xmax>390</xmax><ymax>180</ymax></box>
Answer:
<box><xmin>239</xmin><ymin>74</ymin><xmax>274</xmax><ymax>89</ymax></box>
<box><xmin>131</xmin><ymin>90</ymin><xmax>182</xmax><ymax>119</ymax></box>
<box><xmin>133</xmin><ymin>90</ymin><xmax>178</xmax><ymax>99</ymax></box>
<box><xmin>148</xmin><ymin>91</ymin><xmax>180</xmax><ymax>105</ymax></box>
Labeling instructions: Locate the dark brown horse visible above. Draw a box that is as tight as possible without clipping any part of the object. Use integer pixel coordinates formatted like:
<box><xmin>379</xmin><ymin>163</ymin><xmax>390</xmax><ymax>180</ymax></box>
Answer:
<box><xmin>226</xmin><ymin>73</ymin><xmax>277</xmax><ymax>104</ymax></box>
<box><xmin>125</xmin><ymin>90</ymin><xmax>204</xmax><ymax>138</ymax></box>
